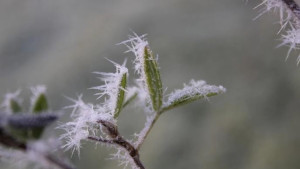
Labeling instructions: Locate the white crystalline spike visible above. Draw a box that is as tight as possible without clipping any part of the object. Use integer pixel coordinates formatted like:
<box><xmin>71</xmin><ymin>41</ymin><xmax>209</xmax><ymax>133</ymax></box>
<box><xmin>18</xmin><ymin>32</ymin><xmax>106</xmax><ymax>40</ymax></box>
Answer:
<box><xmin>119</xmin><ymin>33</ymin><xmax>157</xmax><ymax>113</ymax></box>
<box><xmin>59</xmin><ymin>96</ymin><xmax>114</xmax><ymax>155</ymax></box>
<box><xmin>256</xmin><ymin>0</ymin><xmax>300</xmax><ymax>63</ymax></box>
<box><xmin>30</xmin><ymin>85</ymin><xmax>46</xmax><ymax>103</ymax></box>
<box><xmin>90</xmin><ymin>59</ymin><xmax>128</xmax><ymax>115</ymax></box>
<box><xmin>30</xmin><ymin>85</ymin><xmax>47</xmax><ymax>112</ymax></box>
<box><xmin>1</xmin><ymin>89</ymin><xmax>22</xmax><ymax>115</ymax></box>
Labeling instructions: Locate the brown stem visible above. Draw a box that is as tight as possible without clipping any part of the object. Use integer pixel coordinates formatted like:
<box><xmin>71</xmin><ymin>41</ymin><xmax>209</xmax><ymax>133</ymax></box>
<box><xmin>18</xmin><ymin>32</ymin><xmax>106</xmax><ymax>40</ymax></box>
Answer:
<box><xmin>0</xmin><ymin>128</ymin><xmax>27</xmax><ymax>150</ymax></box>
<box><xmin>135</xmin><ymin>112</ymin><xmax>161</xmax><ymax>150</ymax></box>
<box><xmin>282</xmin><ymin>0</ymin><xmax>300</xmax><ymax>20</ymax></box>
<box><xmin>87</xmin><ymin>136</ymin><xmax>113</xmax><ymax>144</ymax></box>
<box><xmin>113</xmin><ymin>136</ymin><xmax>145</xmax><ymax>169</ymax></box>
<box><xmin>93</xmin><ymin>120</ymin><xmax>145</xmax><ymax>169</ymax></box>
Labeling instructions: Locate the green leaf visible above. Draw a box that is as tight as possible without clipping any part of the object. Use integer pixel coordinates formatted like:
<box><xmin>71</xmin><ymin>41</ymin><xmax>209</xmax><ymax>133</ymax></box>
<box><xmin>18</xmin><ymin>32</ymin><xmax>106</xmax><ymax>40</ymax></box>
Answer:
<box><xmin>7</xmin><ymin>98</ymin><xmax>29</xmax><ymax>141</ymax></box>
<box><xmin>32</xmin><ymin>94</ymin><xmax>48</xmax><ymax>114</ymax></box>
<box><xmin>114</xmin><ymin>73</ymin><xmax>127</xmax><ymax>118</ymax></box>
<box><xmin>162</xmin><ymin>92</ymin><xmax>220</xmax><ymax>113</ymax></box>
<box><xmin>31</xmin><ymin>93</ymin><xmax>48</xmax><ymax>139</ymax></box>
<box><xmin>143</xmin><ymin>46</ymin><xmax>163</xmax><ymax>111</ymax></box>
<box><xmin>10</xmin><ymin>99</ymin><xmax>22</xmax><ymax>113</ymax></box>
<box><xmin>161</xmin><ymin>80</ymin><xmax>226</xmax><ymax>113</ymax></box>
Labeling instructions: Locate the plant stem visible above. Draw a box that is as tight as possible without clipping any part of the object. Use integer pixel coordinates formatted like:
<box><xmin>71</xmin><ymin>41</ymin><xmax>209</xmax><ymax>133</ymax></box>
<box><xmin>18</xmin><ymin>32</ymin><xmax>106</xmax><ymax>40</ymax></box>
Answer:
<box><xmin>93</xmin><ymin>120</ymin><xmax>145</xmax><ymax>169</ymax></box>
<box><xmin>135</xmin><ymin>110</ymin><xmax>162</xmax><ymax>150</ymax></box>
<box><xmin>282</xmin><ymin>0</ymin><xmax>300</xmax><ymax>20</ymax></box>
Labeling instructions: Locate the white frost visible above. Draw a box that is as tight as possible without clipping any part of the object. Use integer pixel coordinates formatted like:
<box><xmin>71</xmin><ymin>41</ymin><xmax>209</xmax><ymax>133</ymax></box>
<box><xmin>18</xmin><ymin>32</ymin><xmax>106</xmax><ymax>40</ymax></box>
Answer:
<box><xmin>59</xmin><ymin>95</ymin><xmax>114</xmax><ymax>155</ymax></box>
<box><xmin>166</xmin><ymin>80</ymin><xmax>226</xmax><ymax>105</ymax></box>
<box><xmin>91</xmin><ymin>59</ymin><xmax>128</xmax><ymax>115</ymax></box>
<box><xmin>30</xmin><ymin>85</ymin><xmax>47</xmax><ymax>111</ymax></box>
<box><xmin>256</xmin><ymin>0</ymin><xmax>300</xmax><ymax>63</ymax></box>
<box><xmin>119</xmin><ymin>33</ymin><xmax>157</xmax><ymax>113</ymax></box>
<box><xmin>1</xmin><ymin>90</ymin><xmax>22</xmax><ymax>115</ymax></box>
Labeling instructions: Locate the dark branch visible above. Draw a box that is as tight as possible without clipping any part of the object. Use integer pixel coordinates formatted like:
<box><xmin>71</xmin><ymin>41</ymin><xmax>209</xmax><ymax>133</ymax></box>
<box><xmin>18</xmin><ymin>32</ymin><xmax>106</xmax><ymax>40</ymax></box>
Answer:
<box><xmin>87</xmin><ymin>136</ymin><xmax>112</xmax><ymax>144</ymax></box>
<box><xmin>282</xmin><ymin>0</ymin><xmax>300</xmax><ymax>20</ymax></box>
<box><xmin>0</xmin><ymin>128</ymin><xmax>27</xmax><ymax>150</ymax></box>
<box><xmin>93</xmin><ymin>120</ymin><xmax>145</xmax><ymax>169</ymax></box>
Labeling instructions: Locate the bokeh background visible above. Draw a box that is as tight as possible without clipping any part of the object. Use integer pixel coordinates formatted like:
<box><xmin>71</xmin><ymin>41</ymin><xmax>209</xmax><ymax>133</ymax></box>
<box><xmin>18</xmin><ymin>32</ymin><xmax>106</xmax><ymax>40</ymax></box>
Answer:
<box><xmin>1</xmin><ymin>0</ymin><xmax>300</xmax><ymax>169</ymax></box>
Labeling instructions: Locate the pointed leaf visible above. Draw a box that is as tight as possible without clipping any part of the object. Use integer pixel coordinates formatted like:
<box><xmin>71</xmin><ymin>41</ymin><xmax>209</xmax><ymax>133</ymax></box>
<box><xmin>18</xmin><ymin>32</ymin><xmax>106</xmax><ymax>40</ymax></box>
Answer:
<box><xmin>31</xmin><ymin>93</ymin><xmax>48</xmax><ymax>139</ymax></box>
<box><xmin>32</xmin><ymin>94</ymin><xmax>48</xmax><ymax>113</ymax></box>
<box><xmin>10</xmin><ymin>99</ymin><xmax>22</xmax><ymax>113</ymax></box>
<box><xmin>7</xmin><ymin>97</ymin><xmax>29</xmax><ymax>141</ymax></box>
<box><xmin>114</xmin><ymin>73</ymin><xmax>127</xmax><ymax>118</ymax></box>
<box><xmin>162</xmin><ymin>80</ymin><xmax>226</xmax><ymax>113</ymax></box>
<box><xmin>143</xmin><ymin>46</ymin><xmax>163</xmax><ymax>111</ymax></box>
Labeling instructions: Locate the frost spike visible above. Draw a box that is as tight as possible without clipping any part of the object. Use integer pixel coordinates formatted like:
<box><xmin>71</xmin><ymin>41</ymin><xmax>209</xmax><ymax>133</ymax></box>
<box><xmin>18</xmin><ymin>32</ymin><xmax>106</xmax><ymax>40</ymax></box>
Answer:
<box><xmin>114</xmin><ymin>72</ymin><xmax>127</xmax><ymax>118</ymax></box>
<box><xmin>143</xmin><ymin>46</ymin><xmax>163</xmax><ymax>111</ymax></box>
<box><xmin>2</xmin><ymin>90</ymin><xmax>22</xmax><ymax>115</ymax></box>
<box><xmin>90</xmin><ymin>59</ymin><xmax>128</xmax><ymax>119</ymax></box>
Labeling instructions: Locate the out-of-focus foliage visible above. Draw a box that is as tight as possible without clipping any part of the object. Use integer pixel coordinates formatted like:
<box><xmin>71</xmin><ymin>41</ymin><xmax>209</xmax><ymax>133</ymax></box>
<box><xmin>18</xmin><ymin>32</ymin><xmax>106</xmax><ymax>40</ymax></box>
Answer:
<box><xmin>0</xmin><ymin>0</ymin><xmax>299</xmax><ymax>169</ymax></box>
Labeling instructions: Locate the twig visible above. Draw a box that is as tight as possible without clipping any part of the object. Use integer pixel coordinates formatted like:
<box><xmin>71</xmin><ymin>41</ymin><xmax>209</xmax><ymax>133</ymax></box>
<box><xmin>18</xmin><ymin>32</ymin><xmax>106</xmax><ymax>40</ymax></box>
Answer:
<box><xmin>87</xmin><ymin>136</ymin><xmax>111</xmax><ymax>143</ymax></box>
<box><xmin>91</xmin><ymin>120</ymin><xmax>145</xmax><ymax>169</ymax></box>
<box><xmin>135</xmin><ymin>112</ymin><xmax>161</xmax><ymax>150</ymax></box>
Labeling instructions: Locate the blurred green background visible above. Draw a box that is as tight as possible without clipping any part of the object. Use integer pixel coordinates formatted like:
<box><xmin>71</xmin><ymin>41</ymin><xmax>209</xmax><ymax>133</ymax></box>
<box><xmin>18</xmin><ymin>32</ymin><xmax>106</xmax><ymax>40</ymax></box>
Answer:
<box><xmin>1</xmin><ymin>0</ymin><xmax>300</xmax><ymax>169</ymax></box>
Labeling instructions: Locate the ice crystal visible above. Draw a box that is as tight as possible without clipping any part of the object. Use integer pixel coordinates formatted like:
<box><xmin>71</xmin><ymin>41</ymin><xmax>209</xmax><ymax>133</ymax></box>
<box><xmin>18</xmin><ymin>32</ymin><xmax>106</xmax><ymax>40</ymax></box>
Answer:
<box><xmin>91</xmin><ymin>60</ymin><xmax>128</xmax><ymax>116</ymax></box>
<box><xmin>256</xmin><ymin>0</ymin><xmax>300</xmax><ymax>63</ymax></box>
<box><xmin>30</xmin><ymin>85</ymin><xmax>47</xmax><ymax>106</ymax></box>
<box><xmin>119</xmin><ymin>33</ymin><xmax>158</xmax><ymax>113</ymax></box>
<box><xmin>59</xmin><ymin>96</ymin><xmax>113</xmax><ymax>155</ymax></box>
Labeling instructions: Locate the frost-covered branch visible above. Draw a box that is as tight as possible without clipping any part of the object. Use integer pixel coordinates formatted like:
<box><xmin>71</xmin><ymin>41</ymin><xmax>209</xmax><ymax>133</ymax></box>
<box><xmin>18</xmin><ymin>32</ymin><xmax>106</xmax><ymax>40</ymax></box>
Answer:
<box><xmin>60</xmin><ymin>33</ymin><xmax>225</xmax><ymax>169</ymax></box>
<box><xmin>134</xmin><ymin>80</ymin><xmax>225</xmax><ymax>150</ymax></box>
<box><xmin>91</xmin><ymin>120</ymin><xmax>145</xmax><ymax>169</ymax></box>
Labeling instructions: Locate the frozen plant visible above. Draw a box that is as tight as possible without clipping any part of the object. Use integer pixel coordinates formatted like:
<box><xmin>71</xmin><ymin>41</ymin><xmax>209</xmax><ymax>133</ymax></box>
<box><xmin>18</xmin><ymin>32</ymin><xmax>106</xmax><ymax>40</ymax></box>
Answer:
<box><xmin>255</xmin><ymin>0</ymin><xmax>300</xmax><ymax>63</ymax></box>
<box><xmin>60</xmin><ymin>33</ymin><xmax>226</xmax><ymax>169</ymax></box>
<box><xmin>0</xmin><ymin>86</ymin><xmax>74</xmax><ymax>169</ymax></box>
